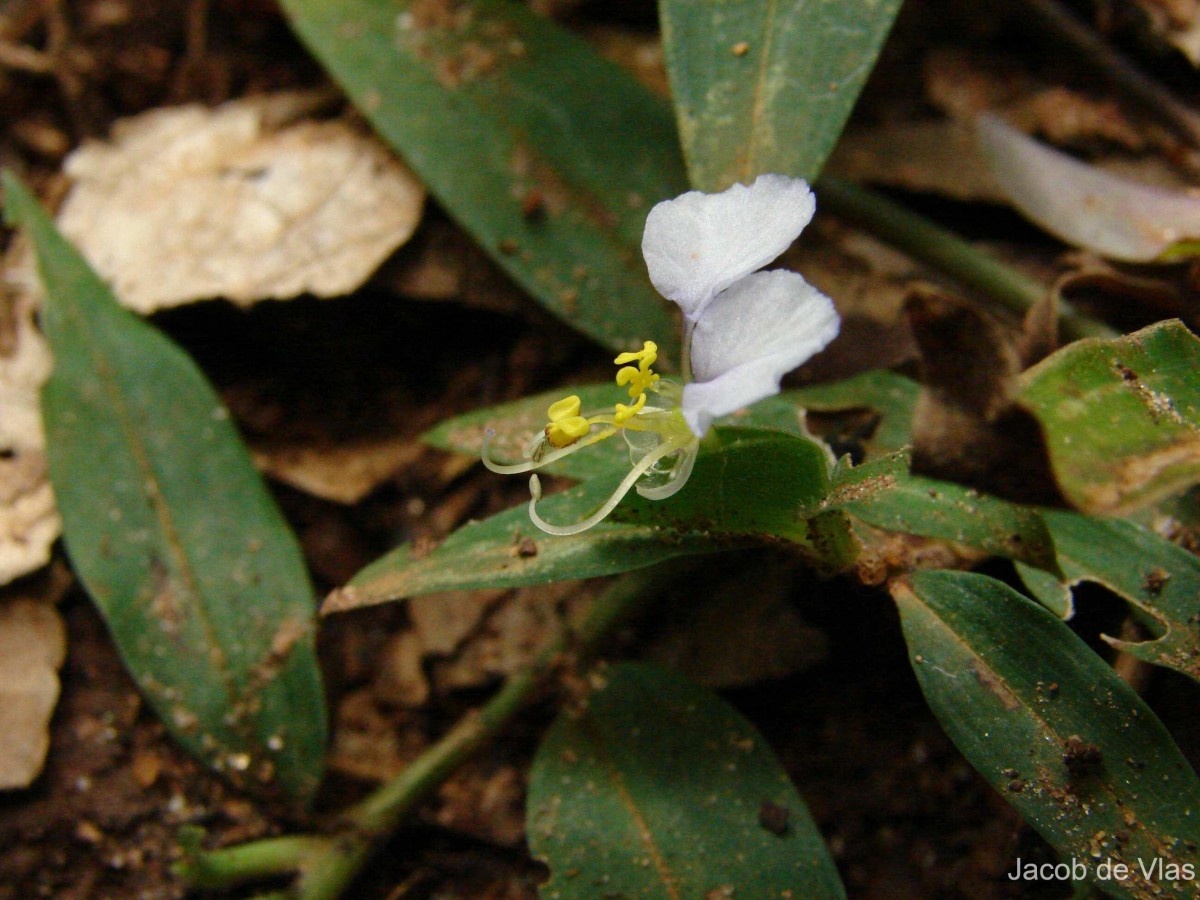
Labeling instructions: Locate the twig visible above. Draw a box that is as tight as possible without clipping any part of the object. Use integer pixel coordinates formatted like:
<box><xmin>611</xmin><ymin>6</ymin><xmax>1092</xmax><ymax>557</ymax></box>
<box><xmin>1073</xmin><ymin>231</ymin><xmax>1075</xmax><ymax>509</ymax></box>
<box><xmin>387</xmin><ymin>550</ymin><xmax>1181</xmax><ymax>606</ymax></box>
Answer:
<box><xmin>176</xmin><ymin>560</ymin><xmax>690</xmax><ymax>898</ymax></box>
<box><xmin>814</xmin><ymin>175</ymin><xmax>1118</xmax><ymax>342</ymax></box>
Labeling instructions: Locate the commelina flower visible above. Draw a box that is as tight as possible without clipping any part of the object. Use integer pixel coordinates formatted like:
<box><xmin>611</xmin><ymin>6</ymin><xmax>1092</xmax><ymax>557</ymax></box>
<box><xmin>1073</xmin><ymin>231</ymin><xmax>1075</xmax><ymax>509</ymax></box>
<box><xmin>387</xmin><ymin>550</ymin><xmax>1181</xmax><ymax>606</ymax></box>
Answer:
<box><xmin>483</xmin><ymin>174</ymin><xmax>840</xmax><ymax>535</ymax></box>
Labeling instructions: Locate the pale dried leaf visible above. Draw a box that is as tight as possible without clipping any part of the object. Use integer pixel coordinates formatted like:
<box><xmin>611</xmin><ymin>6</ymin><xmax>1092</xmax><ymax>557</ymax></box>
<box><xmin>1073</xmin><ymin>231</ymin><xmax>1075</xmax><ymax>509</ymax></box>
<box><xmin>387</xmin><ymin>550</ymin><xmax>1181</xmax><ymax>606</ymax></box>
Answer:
<box><xmin>0</xmin><ymin>597</ymin><xmax>66</xmax><ymax>789</ymax></box>
<box><xmin>0</xmin><ymin>290</ymin><xmax>59</xmax><ymax>585</ymax></box>
<box><xmin>978</xmin><ymin>113</ymin><xmax>1200</xmax><ymax>262</ymax></box>
<box><xmin>51</xmin><ymin>96</ymin><xmax>425</xmax><ymax>311</ymax></box>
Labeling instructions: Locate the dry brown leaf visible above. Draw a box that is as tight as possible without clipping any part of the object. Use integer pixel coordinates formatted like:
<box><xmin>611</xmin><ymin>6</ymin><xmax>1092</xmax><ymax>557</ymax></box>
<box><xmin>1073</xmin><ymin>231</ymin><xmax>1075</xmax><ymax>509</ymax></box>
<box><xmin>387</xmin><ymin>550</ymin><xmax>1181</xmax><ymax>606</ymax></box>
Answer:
<box><xmin>430</xmin><ymin>582</ymin><xmax>587</xmax><ymax>692</ymax></box>
<box><xmin>375</xmin><ymin>220</ymin><xmax>525</xmax><ymax>314</ymax></box>
<box><xmin>366</xmin><ymin>583</ymin><xmax>589</xmax><ymax>708</ymax></box>
<box><xmin>836</xmin><ymin>48</ymin><xmax>1182</xmax><ymax>205</ymax></box>
<box><xmin>50</xmin><ymin>95</ymin><xmax>425</xmax><ymax>311</ymax></box>
<box><xmin>787</xmin><ymin>221</ymin><xmax>919</xmax><ymax>379</ymax></box>
<box><xmin>0</xmin><ymin>594</ymin><xmax>67</xmax><ymax>789</ymax></box>
<box><xmin>906</xmin><ymin>287</ymin><xmax>1062</xmax><ymax>506</ymax></box>
<box><xmin>0</xmin><ymin>288</ymin><xmax>59</xmax><ymax>586</ymax></box>
<box><xmin>252</xmin><ymin>435</ymin><xmax>424</xmax><ymax>505</ymax></box>
<box><xmin>828</xmin><ymin>119</ymin><xmax>1003</xmax><ymax>202</ymax></box>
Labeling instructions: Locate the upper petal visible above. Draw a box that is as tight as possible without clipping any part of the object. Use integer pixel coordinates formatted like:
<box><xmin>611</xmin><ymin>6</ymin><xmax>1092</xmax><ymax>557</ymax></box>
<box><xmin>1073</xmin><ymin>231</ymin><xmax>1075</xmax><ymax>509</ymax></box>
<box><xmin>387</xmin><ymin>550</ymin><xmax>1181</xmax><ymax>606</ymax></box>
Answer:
<box><xmin>681</xmin><ymin>270</ymin><xmax>839</xmax><ymax>435</ymax></box>
<box><xmin>641</xmin><ymin>174</ymin><xmax>816</xmax><ymax>322</ymax></box>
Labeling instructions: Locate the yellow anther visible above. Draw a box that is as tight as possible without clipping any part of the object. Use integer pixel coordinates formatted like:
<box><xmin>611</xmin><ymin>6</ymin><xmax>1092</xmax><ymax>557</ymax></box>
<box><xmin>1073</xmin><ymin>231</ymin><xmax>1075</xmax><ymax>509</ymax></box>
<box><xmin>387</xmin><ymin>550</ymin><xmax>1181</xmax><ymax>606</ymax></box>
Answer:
<box><xmin>613</xmin><ymin>393</ymin><xmax>647</xmax><ymax>425</ymax></box>
<box><xmin>613</xmin><ymin>340</ymin><xmax>658</xmax><ymax>367</ymax></box>
<box><xmin>547</xmin><ymin>395</ymin><xmax>582</xmax><ymax>421</ymax></box>
<box><xmin>613</xmin><ymin>341</ymin><xmax>659</xmax><ymax>400</ymax></box>
<box><xmin>544</xmin><ymin>395</ymin><xmax>591</xmax><ymax>448</ymax></box>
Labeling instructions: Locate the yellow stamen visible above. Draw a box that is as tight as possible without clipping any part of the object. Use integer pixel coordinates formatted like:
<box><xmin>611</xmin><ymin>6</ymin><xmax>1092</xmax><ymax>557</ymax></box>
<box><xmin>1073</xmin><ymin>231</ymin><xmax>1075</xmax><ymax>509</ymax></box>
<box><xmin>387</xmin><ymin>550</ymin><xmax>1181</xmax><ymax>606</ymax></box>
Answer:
<box><xmin>613</xmin><ymin>340</ymin><xmax>658</xmax><ymax>367</ymax></box>
<box><xmin>544</xmin><ymin>394</ymin><xmax>591</xmax><ymax>448</ymax></box>
<box><xmin>612</xmin><ymin>340</ymin><xmax>659</xmax><ymax>405</ymax></box>
<box><xmin>613</xmin><ymin>393</ymin><xmax>647</xmax><ymax>425</ymax></box>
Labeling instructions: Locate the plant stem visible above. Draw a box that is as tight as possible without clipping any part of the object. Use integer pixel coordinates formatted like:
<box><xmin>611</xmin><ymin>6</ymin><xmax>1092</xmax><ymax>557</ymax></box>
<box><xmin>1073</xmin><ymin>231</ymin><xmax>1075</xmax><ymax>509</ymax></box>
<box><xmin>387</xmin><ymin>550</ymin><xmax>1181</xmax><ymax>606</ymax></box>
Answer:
<box><xmin>179</xmin><ymin>561</ymin><xmax>686</xmax><ymax>898</ymax></box>
<box><xmin>815</xmin><ymin>175</ymin><xmax>1117</xmax><ymax>342</ymax></box>
<box><xmin>177</xmin><ymin>834</ymin><xmax>326</xmax><ymax>889</ymax></box>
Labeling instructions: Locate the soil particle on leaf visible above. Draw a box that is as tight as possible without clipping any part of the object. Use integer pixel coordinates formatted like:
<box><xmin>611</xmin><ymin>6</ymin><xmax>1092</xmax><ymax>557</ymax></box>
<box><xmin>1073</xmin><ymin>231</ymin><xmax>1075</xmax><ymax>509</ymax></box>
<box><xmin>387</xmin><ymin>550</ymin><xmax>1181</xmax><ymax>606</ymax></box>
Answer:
<box><xmin>1062</xmin><ymin>734</ymin><xmax>1104</xmax><ymax>777</ymax></box>
<box><xmin>757</xmin><ymin>799</ymin><xmax>791</xmax><ymax>836</ymax></box>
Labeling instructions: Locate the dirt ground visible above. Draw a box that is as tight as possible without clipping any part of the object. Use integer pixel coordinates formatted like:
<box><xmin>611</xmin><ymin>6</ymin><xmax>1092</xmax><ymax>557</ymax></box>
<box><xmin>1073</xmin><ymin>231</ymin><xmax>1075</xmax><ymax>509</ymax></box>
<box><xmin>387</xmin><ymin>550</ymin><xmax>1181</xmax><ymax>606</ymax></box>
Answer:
<box><xmin>2</xmin><ymin>0</ymin><xmax>1198</xmax><ymax>897</ymax></box>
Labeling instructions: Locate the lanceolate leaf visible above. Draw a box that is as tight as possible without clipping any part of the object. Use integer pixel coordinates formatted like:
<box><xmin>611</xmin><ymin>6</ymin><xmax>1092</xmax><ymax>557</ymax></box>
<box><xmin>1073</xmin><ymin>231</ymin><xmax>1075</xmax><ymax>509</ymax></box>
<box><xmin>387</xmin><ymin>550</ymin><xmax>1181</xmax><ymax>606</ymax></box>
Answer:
<box><xmin>1021</xmin><ymin>510</ymin><xmax>1200</xmax><ymax>686</ymax></box>
<box><xmin>280</xmin><ymin>0</ymin><xmax>686</xmax><ymax>359</ymax></box>
<box><xmin>822</xmin><ymin>451</ymin><xmax>1059</xmax><ymax>573</ymax></box>
<box><xmin>5</xmin><ymin>173</ymin><xmax>326</xmax><ymax>804</ymax></box>
<box><xmin>325</xmin><ymin>475</ymin><xmax>747</xmax><ymax>614</ymax></box>
<box><xmin>895</xmin><ymin>570</ymin><xmax>1200</xmax><ymax>899</ymax></box>
<box><xmin>329</xmin><ymin>428</ymin><xmax>853</xmax><ymax>613</ymax></box>
<box><xmin>528</xmin><ymin>662</ymin><xmax>847</xmax><ymax>899</ymax></box>
<box><xmin>1018</xmin><ymin>320</ymin><xmax>1200</xmax><ymax>515</ymax></box>
<box><xmin>660</xmin><ymin>0</ymin><xmax>904</xmax><ymax>190</ymax></box>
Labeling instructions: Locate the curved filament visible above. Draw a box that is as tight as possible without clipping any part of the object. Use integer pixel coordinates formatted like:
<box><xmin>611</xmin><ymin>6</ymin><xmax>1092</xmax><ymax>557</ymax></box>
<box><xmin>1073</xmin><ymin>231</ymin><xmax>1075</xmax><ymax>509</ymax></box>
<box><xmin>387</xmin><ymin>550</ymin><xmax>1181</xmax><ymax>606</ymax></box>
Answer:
<box><xmin>636</xmin><ymin>440</ymin><xmax>698</xmax><ymax>501</ymax></box>
<box><xmin>528</xmin><ymin>436</ymin><xmax>688</xmax><ymax>536</ymax></box>
<box><xmin>481</xmin><ymin>425</ymin><xmax>618</xmax><ymax>475</ymax></box>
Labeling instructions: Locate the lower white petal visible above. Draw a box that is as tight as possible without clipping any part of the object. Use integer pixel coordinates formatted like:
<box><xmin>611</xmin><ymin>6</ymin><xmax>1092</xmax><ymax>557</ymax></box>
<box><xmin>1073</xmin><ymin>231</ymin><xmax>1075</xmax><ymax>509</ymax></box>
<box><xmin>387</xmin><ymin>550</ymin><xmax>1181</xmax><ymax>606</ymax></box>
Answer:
<box><xmin>682</xmin><ymin>270</ymin><xmax>839</xmax><ymax>435</ymax></box>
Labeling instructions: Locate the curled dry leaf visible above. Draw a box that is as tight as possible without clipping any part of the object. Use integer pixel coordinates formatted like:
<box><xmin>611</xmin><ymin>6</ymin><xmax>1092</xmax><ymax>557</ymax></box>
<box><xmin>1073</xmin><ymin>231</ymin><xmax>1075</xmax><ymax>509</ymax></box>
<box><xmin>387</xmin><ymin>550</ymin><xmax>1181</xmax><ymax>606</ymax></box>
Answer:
<box><xmin>0</xmin><ymin>288</ymin><xmax>59</xmax><ymax>585</ymax></box>
<box><xmin>0</xmin><ymin>592</ymin><xmax>67</xmax><ymax>789</ymax></box>
<box><xmin>49</xmin><ymin>95</ymin><xmax>426</xmax><ymax>311</ymax></box>
<box><xmin>366</xmin><ymin>584</ymin><xmax>587</xmax><ymax>709</ymax></box>
<box><xmin>978</xmin><ymin>113</ymin><xmax>1200</xmax><ymax>262</ymax></box>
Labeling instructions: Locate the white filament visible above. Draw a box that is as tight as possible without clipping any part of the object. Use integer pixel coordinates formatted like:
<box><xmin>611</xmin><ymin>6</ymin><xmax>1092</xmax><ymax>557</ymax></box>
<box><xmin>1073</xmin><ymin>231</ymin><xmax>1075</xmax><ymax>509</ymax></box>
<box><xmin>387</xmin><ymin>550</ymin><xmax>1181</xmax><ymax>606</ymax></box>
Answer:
<box><xmin>527</xmin><ymin>436</ymin><xmax>689</xmax><ymax>536</ymax></box>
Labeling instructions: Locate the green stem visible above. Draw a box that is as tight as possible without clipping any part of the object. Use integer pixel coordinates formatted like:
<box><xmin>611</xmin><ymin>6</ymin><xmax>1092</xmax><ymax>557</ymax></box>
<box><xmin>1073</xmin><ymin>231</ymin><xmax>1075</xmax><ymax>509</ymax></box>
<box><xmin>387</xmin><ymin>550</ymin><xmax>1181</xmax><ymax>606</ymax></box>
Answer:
<box><xmin>814</xmin><ymin>175</ymin><xmax>1117</xmax><ymax>342</ymax></box>
<box><xmin>178</xmin><ymin>561</ymin><xmax>685</xmax><ymax>898</ymax></box>
<box><xmin>176</xmin><ymin>834</ymin><xmax>326</xmax><ymax>889</ymax></box>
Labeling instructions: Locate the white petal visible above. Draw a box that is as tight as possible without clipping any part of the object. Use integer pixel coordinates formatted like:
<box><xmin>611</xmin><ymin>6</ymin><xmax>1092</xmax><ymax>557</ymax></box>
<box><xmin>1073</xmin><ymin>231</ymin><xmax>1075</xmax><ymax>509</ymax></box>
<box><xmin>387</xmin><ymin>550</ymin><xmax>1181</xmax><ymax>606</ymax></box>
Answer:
<box><xmin>682</xmin><ymin>270</ymin><xmax>839</xmax><ymax>435</ymax></box>
<box><xmin>641</xmin><ymin>174</ymin><xmax>816</xmax><ymax>321</ymax></box>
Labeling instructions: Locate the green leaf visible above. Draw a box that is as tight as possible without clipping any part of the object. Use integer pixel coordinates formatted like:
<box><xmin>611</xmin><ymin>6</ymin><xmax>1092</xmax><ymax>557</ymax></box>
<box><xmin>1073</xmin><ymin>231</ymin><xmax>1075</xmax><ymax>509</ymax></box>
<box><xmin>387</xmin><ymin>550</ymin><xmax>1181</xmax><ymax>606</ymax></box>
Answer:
<box><xmin>788</xmin><ymin>369</ymin><xmax>919</xmax><ymax>459</ymax></box>
<box><xmin>613</xmin><ymin>428</ymin><xmax>853</xmax><ymax>567</ymax></box>
<box><xmin>822</xmin><ymin>451</ymin><xmax>1059</xmax><ymax>573</ymax></box>
<box><xmin>279</xmin><ymin>0</ymin><xmax>687</xmax><ymax>359</ymax></box>
<box><xmin>326</xmin><ymin>476</ymin><xmax>744</xmax><ymax>614</ymax></box>
<box><xmin>660</xmin><ymin>0</ymin><xmax>904</xmax><ymax>190</ymax></box>
<box><xmin>4</xmin><ymin>172</ymin><xmax>326</xmax><ymax>805</ymax></box>
<box><xmin>528</xmin><ymin>662</ymin><xmax>847</xmax><ymax>899</ymax></box>
<box><xmin>330</xmin><ymin>428</ymin><xmax>854</xmax><ymax>613</ymax></box>
<box><xmin>895</xmin><ymin>570</ymin><xmax>1200</xmax><ymax>899</ymax></box>
<box><xmin>1018</xmin><ymin>320</ymin><xmax>1200</xmax><ymax>515</ymax></box>
<box><xmin>1018</xmin><ymin>510</ymin><xmax>1200</xmax><ymax>687</ymax></box>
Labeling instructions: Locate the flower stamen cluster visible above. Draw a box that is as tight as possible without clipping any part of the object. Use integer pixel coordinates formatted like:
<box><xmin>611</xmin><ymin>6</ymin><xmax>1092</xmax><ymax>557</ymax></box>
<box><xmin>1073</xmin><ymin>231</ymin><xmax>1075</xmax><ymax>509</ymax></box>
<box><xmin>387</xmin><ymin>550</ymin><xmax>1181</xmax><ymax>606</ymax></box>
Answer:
<box><xmin>483</xmin><ymin>174</ymin><xmax>840</xmax><ymax>535</ymax></box>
